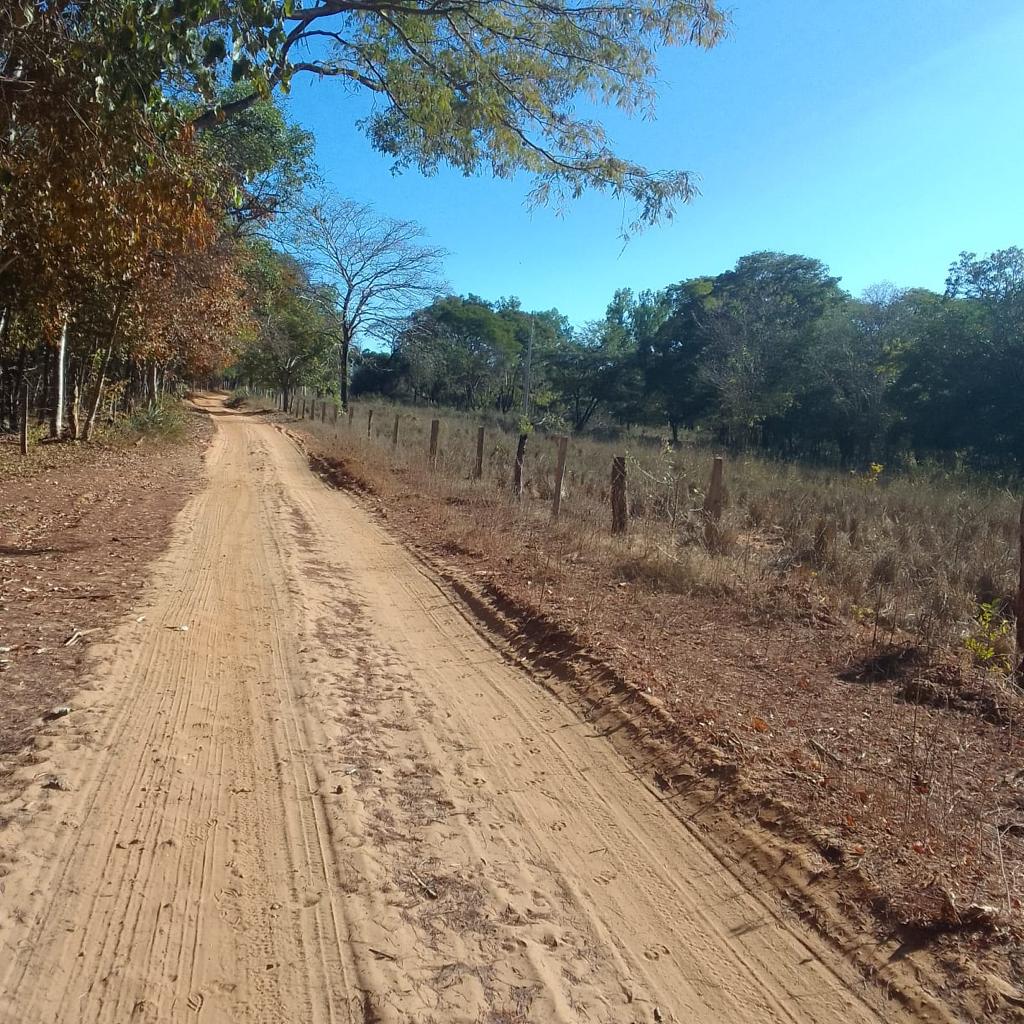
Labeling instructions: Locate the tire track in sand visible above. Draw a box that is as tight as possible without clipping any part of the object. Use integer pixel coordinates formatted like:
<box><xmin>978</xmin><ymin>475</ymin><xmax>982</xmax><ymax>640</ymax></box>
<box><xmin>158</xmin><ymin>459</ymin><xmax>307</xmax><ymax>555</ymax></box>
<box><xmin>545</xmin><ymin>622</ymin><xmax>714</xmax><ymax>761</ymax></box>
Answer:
<box><xmin>0</xmin><ymin>419</ymin><xmax>360</xmax><ymax>1023</ymax></box>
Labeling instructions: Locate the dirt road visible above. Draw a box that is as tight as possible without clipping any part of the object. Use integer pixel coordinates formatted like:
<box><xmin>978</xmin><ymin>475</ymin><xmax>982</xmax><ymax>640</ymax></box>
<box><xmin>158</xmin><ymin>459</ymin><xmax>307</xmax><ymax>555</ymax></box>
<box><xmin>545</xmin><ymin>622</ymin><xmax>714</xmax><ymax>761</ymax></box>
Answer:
<box><xmin>0</xmin><ymin>400</ymin><xmax>929</xmax><ymax>1023</ymax></box>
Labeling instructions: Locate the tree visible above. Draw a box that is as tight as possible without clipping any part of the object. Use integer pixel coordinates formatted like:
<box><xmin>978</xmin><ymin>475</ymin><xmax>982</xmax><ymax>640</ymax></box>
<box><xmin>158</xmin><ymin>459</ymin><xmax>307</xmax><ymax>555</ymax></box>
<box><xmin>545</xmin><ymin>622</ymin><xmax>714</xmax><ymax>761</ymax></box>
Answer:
<box><xmin>1</xmin><ymin>10</ymin><xmax>301</xmax><ymax>441</ymax></box>
<box><xmin>190</xmin><ymin>0</ymin><xmax>729</xmax><ymax>229</ymax></box>
<box><xmin>200</xmin><ymin>90</ymin><xmax>317</xmax><ymax>235</ymax></box>
<box><xmin>1</xmin><ymin>0</ymin><xmax>278</xmax><ymax>121</ymax></box>
<box><xmin>947</xmin><ymin>247</ymin><xmax>1024</xmax><ymax>311</ymax></box>
<box><xmin>502</xmin><ymin>305</ymin><xmax>571</xmax><ymax>418</ymax></box>
<box><xmin>696</xmin><ymin>252</ymin><xmax>845</xmax><ymax>446</ymax></box>
<box><xmin>351</xmin><ymin>349</ymin><xmax>411</xmax><ymax>400</ymax></box>
<box><xmin>234</xmin><ymin>246</ymin><xmax>340</xmax><ymax>411</ymax></box>
<box><xmin>772</xmin><ymin>303</ymin><xmax>890</xmax><ymax>463</ymax></box>
<box><xmin>886</xmin><ymin>250</ymin><xmax>1024</xmax><ymax>470</ymax></box>
<box><xmin>395</xmin><ymin>296</ymin><xmax>517</xmax><ymax>409</ymax></box>
<box><xmin>599</xmin><ymin>287</ymin><xmax>666</xmax><ymax>426</ymax></box>
<box><xmin>8</xmin><ymin>0</ymin><xmax>729</xmax><ymax>229</ymax></box>
<box><xmin>546</xmin><ymin>318</ymin><xmax>637</xmax><ymax>434</ymax></box>
<box><xmin>0</xmin><ymin>81</ymin><xmax>225</xmax><ymax>436</ymax></box>
<box><xmin>285</xmin><ymin>192</ymin><xmax>446</xmax><ymax>409</ymax></box>
<box><xmin>645</xmin><ymin>278</ymin><xmax>716</xmax><ymax>442</ymax></box>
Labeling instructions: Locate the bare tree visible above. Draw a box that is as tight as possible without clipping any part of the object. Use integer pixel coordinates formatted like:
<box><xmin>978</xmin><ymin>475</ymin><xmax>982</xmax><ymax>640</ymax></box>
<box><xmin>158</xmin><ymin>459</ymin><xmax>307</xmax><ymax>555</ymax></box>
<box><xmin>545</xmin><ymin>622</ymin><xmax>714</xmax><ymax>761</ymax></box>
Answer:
<box><xmin>286</xmin><ymin>192</ymin><xmax>446</xmax><ymax>410</ymax></box>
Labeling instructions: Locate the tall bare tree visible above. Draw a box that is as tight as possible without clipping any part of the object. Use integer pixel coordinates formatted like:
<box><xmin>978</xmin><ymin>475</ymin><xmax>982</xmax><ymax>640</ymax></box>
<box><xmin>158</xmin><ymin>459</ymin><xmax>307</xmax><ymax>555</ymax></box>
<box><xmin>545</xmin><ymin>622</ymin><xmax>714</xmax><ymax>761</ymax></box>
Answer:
<box><xmin>287</xmin><ymin>193</ymin><xmax>446</xmax><ymax>409</ymax></box>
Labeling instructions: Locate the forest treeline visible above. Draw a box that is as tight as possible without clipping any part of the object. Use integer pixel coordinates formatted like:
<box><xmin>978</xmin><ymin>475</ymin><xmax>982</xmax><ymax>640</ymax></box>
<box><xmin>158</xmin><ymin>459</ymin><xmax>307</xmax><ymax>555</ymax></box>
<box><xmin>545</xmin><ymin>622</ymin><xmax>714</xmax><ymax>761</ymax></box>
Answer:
<box><xmin>0</xmin><ymin>3</ymin><xmax>313</xmax><ymax>436</ymax></box>
<box><xmin>343</xmin><ymin>247</ymin><xmax>1024</xmax><ymax>472</ymax></box>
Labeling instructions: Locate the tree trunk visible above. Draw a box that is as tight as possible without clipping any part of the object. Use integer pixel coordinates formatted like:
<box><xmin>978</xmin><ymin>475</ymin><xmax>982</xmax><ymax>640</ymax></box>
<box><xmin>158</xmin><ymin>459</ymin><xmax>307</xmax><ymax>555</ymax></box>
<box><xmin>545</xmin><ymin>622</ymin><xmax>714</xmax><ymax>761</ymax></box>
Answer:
<box><xmin>82</xmin><ymin>342</ymin><xmax>115</xmax><ymax>442</ymax></box>
<box><xmin>11</xmin><ymin>340</ymin><xmax>26</xmax><ymax>435</ymax></box>
<box><xmin>0</xmin><ymin>307</ymin><xmax>9</xmax><ymax>430</ymax></box>
<box><xmin>19</xmin><ymin>380</ymin><xmax>29</xmax><ymax>456</ymax></box>
<box><xmin>67</xmin><ymin>356</ymin><xmax>81</xmax><ymax>440</ymax></box>
<box><xmin>49</xmin><ymin>314</ymin><xmax>68</xmax><ymax>439</ymax></box>
<box><xmin>1017</xmin><ymin>502</ymin><xmax>1024</xmax><ymax>678</ymax></box>
<box><xmin>82</xmin><ymin>300</ymin><xmax>121</xmax><ymax>442</ymax></box>
<box><xmin>147</xmin><ymin>362</ymin><xmax>159</xmax><ymax>402</ymax></box>
<box><xmin>127</xmin><ymin>361</ymin><xmax>141</xmax><ymax>412</ymax></box>
<box><xmin>338</xmin><ymin>331</ymin><xmax>350</xmax><ymax>411</ymax></box>
<box><xmin>37</xmin><ymin>346</ymin><xmax>50</xmax><ymax>426</ymax></box>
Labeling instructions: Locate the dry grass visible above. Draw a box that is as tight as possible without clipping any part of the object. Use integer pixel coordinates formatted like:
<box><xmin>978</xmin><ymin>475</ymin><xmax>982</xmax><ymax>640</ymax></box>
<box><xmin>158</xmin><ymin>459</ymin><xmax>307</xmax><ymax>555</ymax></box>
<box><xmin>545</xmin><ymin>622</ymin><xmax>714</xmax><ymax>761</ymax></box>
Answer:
<box><xmin>285</xmin><ymin>395</ymin><xmax>1021</xmax><ymax>663</ymax></box>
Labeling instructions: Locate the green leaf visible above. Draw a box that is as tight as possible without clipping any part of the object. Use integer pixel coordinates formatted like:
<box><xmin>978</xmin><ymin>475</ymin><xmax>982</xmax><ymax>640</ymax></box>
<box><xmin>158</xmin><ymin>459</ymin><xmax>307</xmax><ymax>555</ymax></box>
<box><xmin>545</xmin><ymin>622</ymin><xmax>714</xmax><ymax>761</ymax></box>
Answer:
<box><xmin>231</xmin><ymin>56</ymin><xmax>253</xmax><ymax>82</ymax></box>
<box><xmin>203</xmin><ymin>34</ymin><xmax>227</xmax><ymax>66</ymax></box>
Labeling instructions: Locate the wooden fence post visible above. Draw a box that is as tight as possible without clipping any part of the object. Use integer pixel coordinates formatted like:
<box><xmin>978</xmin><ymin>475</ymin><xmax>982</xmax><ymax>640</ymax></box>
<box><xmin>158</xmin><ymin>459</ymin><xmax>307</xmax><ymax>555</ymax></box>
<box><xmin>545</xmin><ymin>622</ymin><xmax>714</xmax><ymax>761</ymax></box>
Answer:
<box><xmin>611</xmin><ymin>456</ymin><xmax>627</xmax><ymax>535</ymax></box>
<box><xmin>1017</xmin><ymin>502</ymin><xmax>1024</xmax><ymax>676</ymax></box>
<box><xmin>704</xmin><ymin>455</ymin><xmax>725</xmax><ymax>549</ymax></box>
<box><xmin>671</xmin><ymin>469</ymin><xmax>685</xmax><ymax>526</ymax></box>
<box><xmin>474</xmin><ymin>426</ymin><xmax>485</xmax><ymax>480</ymax></box>
<box><xmin>366</xmin><ymin>408</ymin><xmax>374</xmax><ymax>437</ymax></box>
<box><xmin>551</xmin><ymin>435</ymin><xmax>568</xmax><ymax>520</ymax></box>
<box><xmin>19</xmin><ymin>381</ymin><xmax>29</xmax><ymax>456</ymax></box>
<box><xmin>513</xmin><ymin>433</ymin><xmax>528</xmax><ymax>500</ymax></box>
<box><xmin>428</xmin><ymin>418</ymin><xmax>440</xmax><ymax>469</ymax></box>
<box><xmin>392</xmin><ymin>412</ymin><xmax>400</xmax><ymax>448</ymax></box>
<box><xmin>706</xmin><ymin>456</ymin><xmax>724</xmax><ymax>520</ymax></box>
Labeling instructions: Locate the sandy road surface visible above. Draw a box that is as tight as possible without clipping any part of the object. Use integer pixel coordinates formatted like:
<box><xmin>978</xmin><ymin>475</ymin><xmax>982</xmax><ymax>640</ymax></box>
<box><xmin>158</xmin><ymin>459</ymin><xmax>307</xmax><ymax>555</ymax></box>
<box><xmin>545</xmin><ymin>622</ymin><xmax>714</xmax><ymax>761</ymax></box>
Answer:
<box><xmin>0</xmin><ymin>400</ymin><xmax>925</xmax><ymax>1023</ymax></box>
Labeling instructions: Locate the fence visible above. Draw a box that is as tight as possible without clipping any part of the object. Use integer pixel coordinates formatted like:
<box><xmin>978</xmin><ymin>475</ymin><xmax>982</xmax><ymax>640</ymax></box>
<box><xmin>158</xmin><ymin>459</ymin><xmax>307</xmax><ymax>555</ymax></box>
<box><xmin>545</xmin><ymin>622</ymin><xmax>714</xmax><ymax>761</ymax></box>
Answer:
<box><xmin>269</xmin><ymin>389</ymin><xmax>731</xmax><ymax>542</ymax></box>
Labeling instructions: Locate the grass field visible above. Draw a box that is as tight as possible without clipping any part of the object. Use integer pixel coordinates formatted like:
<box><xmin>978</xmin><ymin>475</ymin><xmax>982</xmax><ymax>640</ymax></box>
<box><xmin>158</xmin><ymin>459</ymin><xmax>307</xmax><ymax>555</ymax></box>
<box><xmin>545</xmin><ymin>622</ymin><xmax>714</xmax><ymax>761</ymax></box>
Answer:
<box><xmin>284</xmin><ymin>392</ymin><xmax>1021</xmax><ymax>671</ymax></box>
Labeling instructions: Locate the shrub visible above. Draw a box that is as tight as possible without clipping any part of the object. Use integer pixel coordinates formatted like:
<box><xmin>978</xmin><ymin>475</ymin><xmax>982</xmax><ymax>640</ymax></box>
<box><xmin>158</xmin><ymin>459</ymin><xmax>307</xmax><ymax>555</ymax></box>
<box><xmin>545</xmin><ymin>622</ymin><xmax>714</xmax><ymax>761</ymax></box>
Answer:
<box><xmin>118</xmin><ymin>398</ymin><xmax>187</xmax><ymax>442</ymax></box>
<box><xmin>225</xmin><ymin>388</ymin><xmax>252</xmax><ymax>409</ymax></box>
<box><xmin>962</xmin><ymin>601</ymin><xmax>1013</xmax><ymax>673</ymax></box>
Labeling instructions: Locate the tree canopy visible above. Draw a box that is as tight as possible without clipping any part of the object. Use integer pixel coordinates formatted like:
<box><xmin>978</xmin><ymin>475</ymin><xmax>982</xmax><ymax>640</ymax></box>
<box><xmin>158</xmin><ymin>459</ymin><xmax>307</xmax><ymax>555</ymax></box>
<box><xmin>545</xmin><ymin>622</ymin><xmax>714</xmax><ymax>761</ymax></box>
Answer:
<box><xmin>7</xmin><ymin>0</ymin><xmax>729</xmax><ymax>230</ymax></box>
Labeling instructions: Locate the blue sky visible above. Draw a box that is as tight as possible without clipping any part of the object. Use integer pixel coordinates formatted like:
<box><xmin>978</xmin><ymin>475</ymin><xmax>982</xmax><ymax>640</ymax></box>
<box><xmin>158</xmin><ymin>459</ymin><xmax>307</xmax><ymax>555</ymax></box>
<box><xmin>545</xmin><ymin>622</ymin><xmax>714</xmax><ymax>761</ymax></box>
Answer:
<box><xmin>285</xmin><ymin>1</ymin><xmax>1024</xmax><ymax>326</ymax></box>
